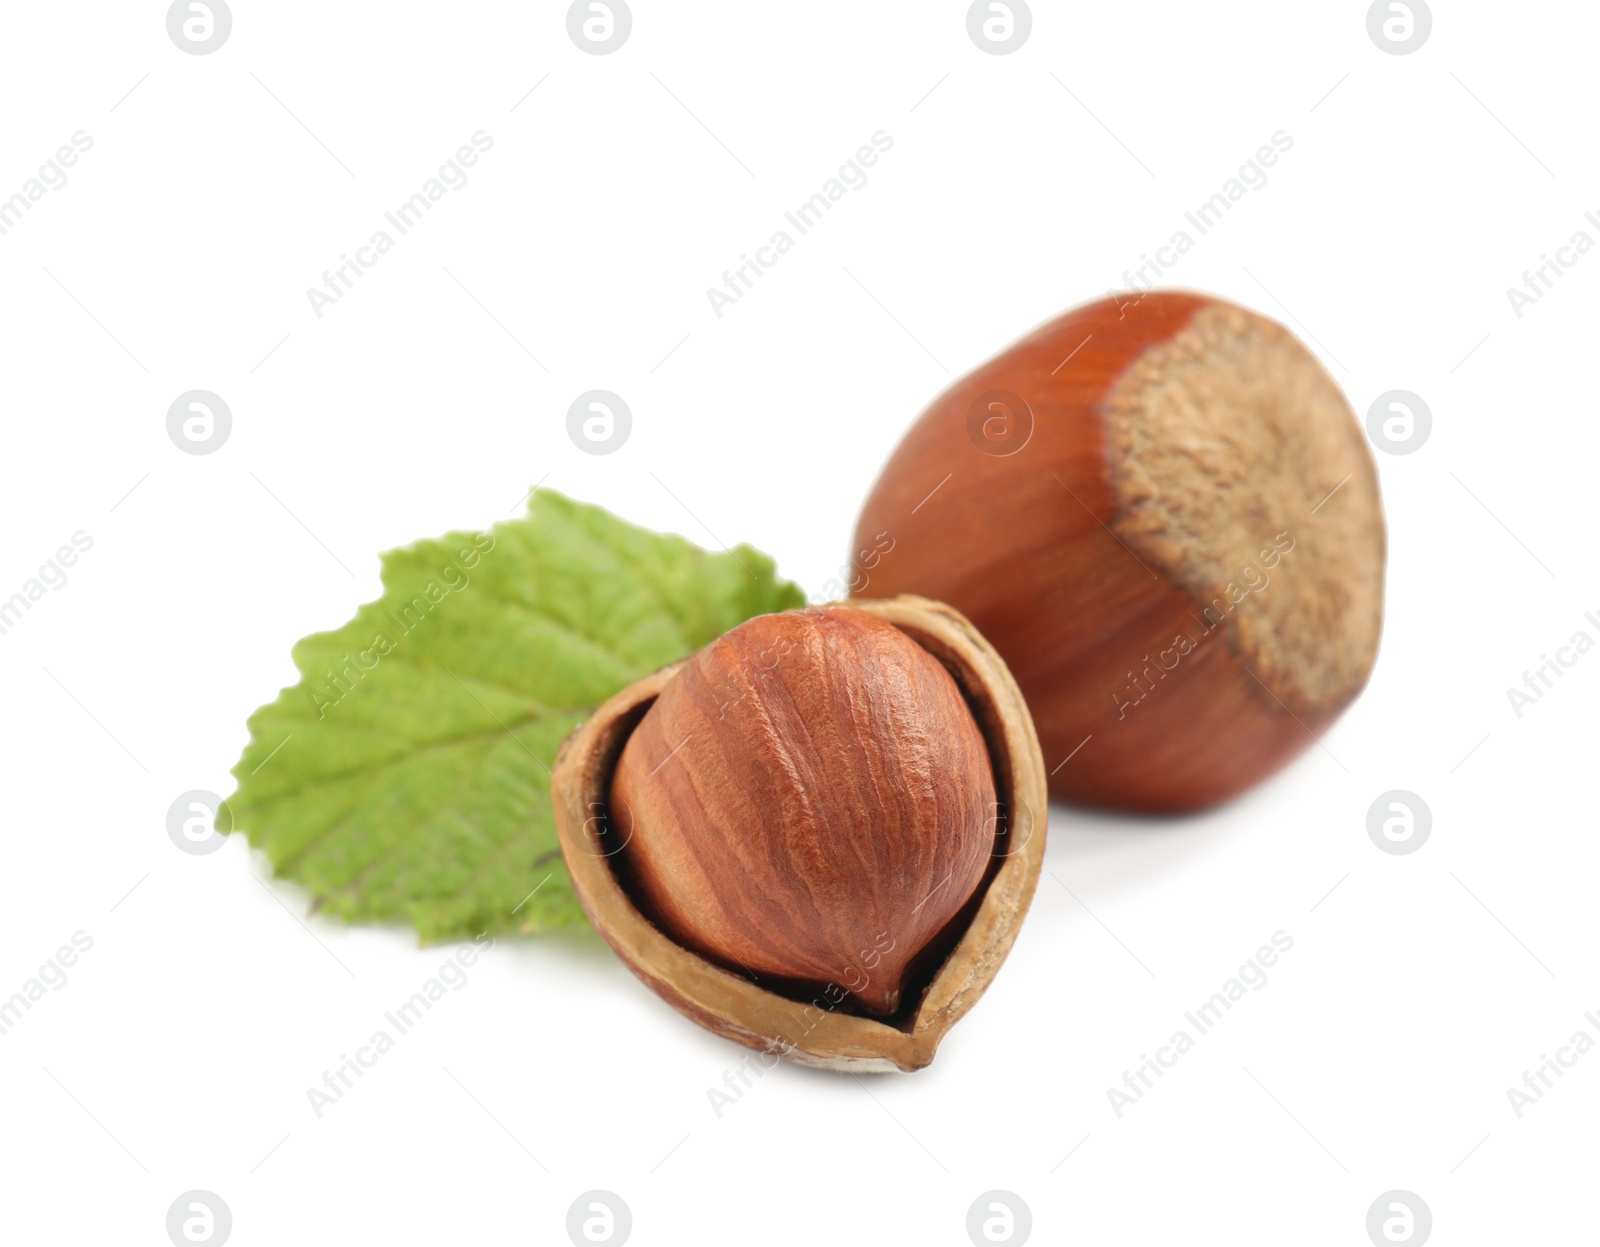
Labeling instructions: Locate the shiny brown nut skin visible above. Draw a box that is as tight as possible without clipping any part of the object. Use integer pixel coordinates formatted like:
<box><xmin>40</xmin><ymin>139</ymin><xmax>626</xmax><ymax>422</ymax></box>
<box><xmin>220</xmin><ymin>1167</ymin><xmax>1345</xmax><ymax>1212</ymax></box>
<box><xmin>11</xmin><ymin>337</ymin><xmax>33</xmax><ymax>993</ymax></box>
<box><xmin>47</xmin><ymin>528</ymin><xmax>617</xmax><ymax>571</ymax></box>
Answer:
<box><xmin>611</xmin><ymin>606</ymin><xmax>994</xmax><ymax>1017</ymax></box>
<box><xmin>851</xmin><ymin>291</ymin><xmax>1385</xmax><ymax>812</ymax></box>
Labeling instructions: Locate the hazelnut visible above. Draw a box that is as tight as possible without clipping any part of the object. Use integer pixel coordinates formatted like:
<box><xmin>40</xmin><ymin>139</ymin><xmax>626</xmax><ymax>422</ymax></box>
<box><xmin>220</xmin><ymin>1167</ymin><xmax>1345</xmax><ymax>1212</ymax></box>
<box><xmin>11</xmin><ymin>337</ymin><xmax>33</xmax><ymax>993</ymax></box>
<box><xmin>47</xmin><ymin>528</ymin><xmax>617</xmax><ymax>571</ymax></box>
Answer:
<box><xmin>852</xmin><ymin>291</ymin><xmax>1386</xmax><ymax>812</ymax></box>
<box><xmin>552</xmin><ymin>596</ymin><xmax>1046</xmax><ymax>1071</ymax></box>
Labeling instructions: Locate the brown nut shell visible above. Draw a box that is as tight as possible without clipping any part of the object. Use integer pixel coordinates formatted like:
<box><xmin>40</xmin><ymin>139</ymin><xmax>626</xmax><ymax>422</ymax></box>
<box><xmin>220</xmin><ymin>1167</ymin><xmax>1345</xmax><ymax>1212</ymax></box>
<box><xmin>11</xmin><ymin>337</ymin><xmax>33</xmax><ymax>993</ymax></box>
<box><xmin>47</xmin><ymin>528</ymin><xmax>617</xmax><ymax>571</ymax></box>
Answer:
<box><xmin>552</xmin><ymin>595</ymin><xmax>1047</xmax><ymax>1072</ymax></box>
<box><xmin>852</xmin><ymin>291</ymin><xmax>1386</xmax><ymax>812</ymax></box>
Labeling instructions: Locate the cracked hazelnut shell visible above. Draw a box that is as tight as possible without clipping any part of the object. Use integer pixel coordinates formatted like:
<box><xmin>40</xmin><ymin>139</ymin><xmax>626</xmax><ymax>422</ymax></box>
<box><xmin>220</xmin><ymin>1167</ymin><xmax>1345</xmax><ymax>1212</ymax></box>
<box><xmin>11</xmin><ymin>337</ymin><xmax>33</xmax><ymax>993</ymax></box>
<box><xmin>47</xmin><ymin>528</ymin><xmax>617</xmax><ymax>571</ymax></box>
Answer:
<box><xmin>552</xmin><ymin>596</ymin><xmax>1046</xmax><ymax>1072</ymax></box>
<box><xmin>851</xmin><ymin>291</ymin><xmax>1386</xmax><ymax>812</ymax></box>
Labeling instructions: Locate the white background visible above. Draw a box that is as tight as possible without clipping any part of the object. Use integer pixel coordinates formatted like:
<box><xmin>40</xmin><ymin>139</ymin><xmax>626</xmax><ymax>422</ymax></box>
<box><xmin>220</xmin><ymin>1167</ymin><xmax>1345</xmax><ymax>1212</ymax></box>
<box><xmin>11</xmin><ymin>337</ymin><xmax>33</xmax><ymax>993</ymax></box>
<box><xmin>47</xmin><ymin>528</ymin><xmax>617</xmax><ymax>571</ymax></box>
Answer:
<box><xmin>1</xmin><ymin>1</ymin><xmax>1595</xmax><ymax>1243</ymax></box>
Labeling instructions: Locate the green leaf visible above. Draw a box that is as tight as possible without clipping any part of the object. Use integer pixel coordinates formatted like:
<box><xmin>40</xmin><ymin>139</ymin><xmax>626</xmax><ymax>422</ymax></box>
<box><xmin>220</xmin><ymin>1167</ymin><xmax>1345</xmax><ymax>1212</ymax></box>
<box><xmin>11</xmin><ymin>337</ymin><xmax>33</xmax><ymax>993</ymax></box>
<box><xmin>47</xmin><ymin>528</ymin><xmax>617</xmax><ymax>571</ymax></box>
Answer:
<box><xmin>225</xmin><ymin>491</ymin><xmax>805</xmax><ymax>944</ymax></box>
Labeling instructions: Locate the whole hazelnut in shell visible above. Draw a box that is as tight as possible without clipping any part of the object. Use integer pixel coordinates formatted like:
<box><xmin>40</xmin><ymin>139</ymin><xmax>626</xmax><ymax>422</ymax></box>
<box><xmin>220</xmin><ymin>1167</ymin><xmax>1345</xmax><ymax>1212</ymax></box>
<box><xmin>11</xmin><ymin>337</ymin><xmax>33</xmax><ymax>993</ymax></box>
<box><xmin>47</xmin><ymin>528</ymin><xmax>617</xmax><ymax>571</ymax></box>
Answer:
<box><xmin>552</xmin><ymin>596</ymin><xmax>1046</xmax><ymax>1072</ymax></box>
<box><xmin>851</xmin><ymin>291</ymin><xmax>1385</xmax><ymax>812</ymax></box>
